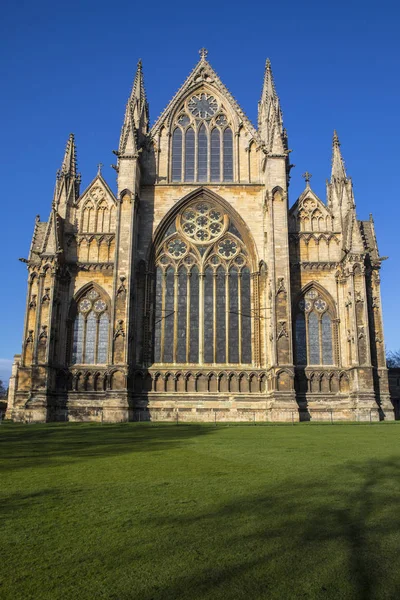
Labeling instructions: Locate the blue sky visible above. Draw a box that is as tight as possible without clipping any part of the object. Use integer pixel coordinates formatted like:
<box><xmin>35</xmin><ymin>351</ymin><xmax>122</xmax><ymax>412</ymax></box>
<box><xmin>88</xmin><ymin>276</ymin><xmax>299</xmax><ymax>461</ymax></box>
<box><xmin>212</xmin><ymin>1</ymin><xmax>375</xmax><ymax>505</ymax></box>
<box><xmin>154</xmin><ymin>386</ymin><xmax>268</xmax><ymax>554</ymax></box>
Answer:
<box><xmin>0</xmin><ymin>0</ymin><xmax>399</xmax><ymax>382</ymax></box>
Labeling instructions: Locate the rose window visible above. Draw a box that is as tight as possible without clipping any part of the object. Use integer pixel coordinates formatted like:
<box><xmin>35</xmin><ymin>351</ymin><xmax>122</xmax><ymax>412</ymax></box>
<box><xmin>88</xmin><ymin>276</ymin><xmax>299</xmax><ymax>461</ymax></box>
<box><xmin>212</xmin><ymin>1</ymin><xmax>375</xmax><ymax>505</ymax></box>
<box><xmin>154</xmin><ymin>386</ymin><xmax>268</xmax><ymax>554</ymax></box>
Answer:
<box><xmin>217</xmin><ymin>238</ymin><xmax>238</xmax><ymax>258</ymax></box>
<box><xmin>167</xmin><ymin>238</ymin><xmax>187</xmax><ymax>258</ymax></box>
<box><xmin>79</xmin><ymin>299</ymin><xmax>92</xmax><ymax>312</ymax></box>
<box><xmin>179</xmin><ymin>201</ymin><xmax>226</xmax><ymax>244</ymax></box>
<box><xmin>93</xmin><ymin>300</ymin><xmax>107</xmax><ymax>313</ymax></box>
<box><xmin>314</xmin><ymin>298</ymin><xmax>327</xmax><ymax>312</ymax></box>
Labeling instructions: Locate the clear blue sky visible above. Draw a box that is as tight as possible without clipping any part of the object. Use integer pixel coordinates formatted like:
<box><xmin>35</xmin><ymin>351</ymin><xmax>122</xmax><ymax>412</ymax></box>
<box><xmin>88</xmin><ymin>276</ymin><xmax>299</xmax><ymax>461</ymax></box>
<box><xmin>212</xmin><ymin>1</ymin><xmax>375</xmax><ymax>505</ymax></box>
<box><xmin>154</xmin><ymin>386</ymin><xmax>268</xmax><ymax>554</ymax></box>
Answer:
<box><xmin>0</xmin><ymin>0</ymin><xmax>399</xmax><ymax>382</ymax></box>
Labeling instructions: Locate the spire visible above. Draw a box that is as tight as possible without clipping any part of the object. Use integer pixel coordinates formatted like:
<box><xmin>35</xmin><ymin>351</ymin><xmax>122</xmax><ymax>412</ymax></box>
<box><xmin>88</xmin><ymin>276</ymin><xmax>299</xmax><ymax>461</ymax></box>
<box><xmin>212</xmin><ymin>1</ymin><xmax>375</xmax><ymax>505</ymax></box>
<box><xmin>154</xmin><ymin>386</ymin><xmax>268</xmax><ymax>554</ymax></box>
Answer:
<box><xmin>118</xmin><ymin>59</ymin><xmax>149</xmax><ymax>156</ymax></box>
<box><xmin>327</xmin><ymin>130</ymin><xmax>355</xmax><ymax>226</ymax></box>
<box><xmin>258</xmin><ymin>59</ymin><xmax>286</xmax><ymax>153</ymax></box>
<box><xmin>60</xmin><ymin>133</ymin><xmax>77</xmax><ymax>179</ymax></box>
<box><xmin>331</xmin><ymin>130</ymin><xmax>347</xmax><ymax>182</ymax></box>
<box><xmin>53</xmin><ymin>133</ymin><xmax>81</xmax><ymax>216</ymax></box>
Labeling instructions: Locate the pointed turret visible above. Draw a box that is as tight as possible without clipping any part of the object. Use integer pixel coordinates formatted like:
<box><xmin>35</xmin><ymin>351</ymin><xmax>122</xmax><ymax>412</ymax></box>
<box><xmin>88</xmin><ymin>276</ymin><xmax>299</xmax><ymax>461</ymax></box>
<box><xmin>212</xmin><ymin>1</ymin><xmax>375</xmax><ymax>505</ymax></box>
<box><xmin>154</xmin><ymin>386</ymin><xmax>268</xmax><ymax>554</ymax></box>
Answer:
<box><xmin>327</xmin><ymin>131</ymin><xmax>355</xmax><ymax>217</ymax></box>
<box><xmin>258</xmin><ymin>59</ymin><xmax>286</xmax><ymax>154</ymax></box>
<box><xmin>331</xmin><ymin>130</ymin><xmax>347</xmax><ymax>182</ymax></box>
<box><xmin>53</xmin><ymin>134</ymin><xmax>81</xmax><ymax>218</ymax></box>
<box><xmin>118</xmin><ymin>60</ymin><xmax>149</xmax><ymax>157</ymax></box>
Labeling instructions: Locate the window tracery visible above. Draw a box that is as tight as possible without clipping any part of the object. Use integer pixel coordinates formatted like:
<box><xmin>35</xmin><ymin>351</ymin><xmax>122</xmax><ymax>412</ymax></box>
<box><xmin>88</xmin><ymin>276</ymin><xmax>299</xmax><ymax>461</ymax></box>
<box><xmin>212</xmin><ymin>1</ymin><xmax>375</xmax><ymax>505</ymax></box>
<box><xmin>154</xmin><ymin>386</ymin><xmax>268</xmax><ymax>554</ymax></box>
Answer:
<box><xmin>171</xmin><ymin>94</ymin><xmax>234</xmax><ymax>183</ymax></box>
<box><xmin>71</xmin><ymin>289</ymin><xmax>109</xmax><ymax>365</ymax></box>
<box><xmin>153</xmin><ymin>199</ymin><xmax>252</xmax><ymax>365</ymax></box>
<box><xmin>294</xmin><ymin>288</ymin><xmax>334</xmax><ymax>366</ymax></box>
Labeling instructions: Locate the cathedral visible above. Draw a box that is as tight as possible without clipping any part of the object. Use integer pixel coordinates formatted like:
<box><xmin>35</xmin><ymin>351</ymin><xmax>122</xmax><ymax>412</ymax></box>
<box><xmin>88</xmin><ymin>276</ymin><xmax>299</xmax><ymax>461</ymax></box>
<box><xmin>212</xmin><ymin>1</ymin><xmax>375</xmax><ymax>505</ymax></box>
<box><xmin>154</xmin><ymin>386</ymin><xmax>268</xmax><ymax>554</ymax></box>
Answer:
<box><xmin>6</xmin><ymin>50</ymin><xmax>394</xmax><ymax>422</ymax></box>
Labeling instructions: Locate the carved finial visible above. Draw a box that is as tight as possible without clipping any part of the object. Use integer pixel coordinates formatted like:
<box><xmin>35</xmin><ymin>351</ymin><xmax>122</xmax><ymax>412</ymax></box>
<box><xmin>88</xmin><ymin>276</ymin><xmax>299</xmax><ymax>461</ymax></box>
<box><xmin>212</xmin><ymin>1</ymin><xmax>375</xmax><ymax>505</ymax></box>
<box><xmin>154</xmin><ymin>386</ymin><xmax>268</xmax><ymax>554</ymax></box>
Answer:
<box><xmin>137</xmin><ymin>59</ymin><xmax>142</xmax><ymax>69</ymax></box>
<box><xmin>265</xmin><ymin>58</ymin><xmax>271</xmax><ymax>70</ymax></box>
<box><xmin>302</xmin><ymin>171</ymin><xmax>312</xmax><ymax>186</ymax></box>
<box><xmin>199</xmin><ymin>48</ymin><xmax>208</xmax><ymax>60</ymax></box>
<box><xmin>97</xmin><ymin>163</ymin><xmax>103</xmax><ymax>175</ymax></box>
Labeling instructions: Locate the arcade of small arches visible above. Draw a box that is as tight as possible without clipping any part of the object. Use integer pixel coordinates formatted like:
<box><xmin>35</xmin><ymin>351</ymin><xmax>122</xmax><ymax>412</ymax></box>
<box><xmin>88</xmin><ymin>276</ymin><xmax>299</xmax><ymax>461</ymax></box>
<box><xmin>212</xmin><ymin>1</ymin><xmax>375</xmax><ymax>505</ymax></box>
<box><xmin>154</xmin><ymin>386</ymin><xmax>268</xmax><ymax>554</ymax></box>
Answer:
<box><xmin>55</xmin><ymin>367</ymin><xmax>350</xmax><ymax>396</ymax></box>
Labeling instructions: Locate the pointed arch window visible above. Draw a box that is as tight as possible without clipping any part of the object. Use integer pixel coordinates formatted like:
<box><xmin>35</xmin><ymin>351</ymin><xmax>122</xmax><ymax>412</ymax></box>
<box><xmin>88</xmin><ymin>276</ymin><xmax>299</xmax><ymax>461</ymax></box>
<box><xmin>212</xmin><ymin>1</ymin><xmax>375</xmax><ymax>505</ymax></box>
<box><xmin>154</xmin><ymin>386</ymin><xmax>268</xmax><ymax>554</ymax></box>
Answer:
<box><xmin>171</xmin><ymin>111</ymin><xmax>234</xmax><ymax>183</ymax></box>
<box><xmin>153</xmin><ymin>198</ymin><xmax>252</xmax><ymax>365</ymax></box>
<box><xmin>294</xmin><ymin>289</ymin><xmax>335</xmax><ymax>366</ymax></box>
<box><xmin>210</xmin><ymin>128</ymin><xmax>221</xmax><ymax>182</ymax></box>
<box><xmin>172</xmin><ymin>128</ymin><xmax>183</xmax><ymax>182</ymax></box>
<box><xmin>71</xmin><ymin>289</ymin><xmax>109</xmax><ymax>364</ymax></box>
<box><xmin>198</xmin><ymin>124</ymin><xmax>208</xmax><ymax>182</ymax></box>
<box><xmin>184</xmin><ymin>128</ymin><xmax>195</xmax><ymax>182</ymax></box>
<box><xmin>223</xmin><ymin>128</ymin><xmax>233</xmax><ymax>182</ymax></box>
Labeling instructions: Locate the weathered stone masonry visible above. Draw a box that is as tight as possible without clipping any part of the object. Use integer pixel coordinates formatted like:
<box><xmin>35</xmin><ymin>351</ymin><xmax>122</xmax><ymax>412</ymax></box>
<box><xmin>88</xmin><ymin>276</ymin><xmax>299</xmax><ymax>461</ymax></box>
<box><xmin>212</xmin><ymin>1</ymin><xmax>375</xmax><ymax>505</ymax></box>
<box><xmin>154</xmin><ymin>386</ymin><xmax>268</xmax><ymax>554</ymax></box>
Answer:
<box><xmin>6</xmin><ymin>51</ymin><xmax>395</xmax><ymax>422</ymax></box>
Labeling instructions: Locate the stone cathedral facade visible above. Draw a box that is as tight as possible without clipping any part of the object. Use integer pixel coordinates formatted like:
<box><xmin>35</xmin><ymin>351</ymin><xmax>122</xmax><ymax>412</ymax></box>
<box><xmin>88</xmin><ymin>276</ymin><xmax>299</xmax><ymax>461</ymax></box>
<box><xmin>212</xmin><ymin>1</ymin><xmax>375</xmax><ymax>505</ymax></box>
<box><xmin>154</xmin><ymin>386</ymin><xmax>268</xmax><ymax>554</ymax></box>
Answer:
<box><xmin>7</xmin><ymin>51</ymin><xmax>394</xmax><ymax>422</ymax></box>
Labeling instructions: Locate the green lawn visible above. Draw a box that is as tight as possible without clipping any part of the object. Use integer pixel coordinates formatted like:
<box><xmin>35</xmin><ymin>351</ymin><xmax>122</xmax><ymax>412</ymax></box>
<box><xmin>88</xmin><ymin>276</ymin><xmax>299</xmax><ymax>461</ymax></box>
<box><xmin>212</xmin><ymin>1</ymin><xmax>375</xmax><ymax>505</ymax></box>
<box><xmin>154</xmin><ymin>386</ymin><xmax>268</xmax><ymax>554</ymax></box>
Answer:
<box><xmin>1</xmin><ymin>422</ymin><xmax>400</xmax><ymax>600</ymax></box>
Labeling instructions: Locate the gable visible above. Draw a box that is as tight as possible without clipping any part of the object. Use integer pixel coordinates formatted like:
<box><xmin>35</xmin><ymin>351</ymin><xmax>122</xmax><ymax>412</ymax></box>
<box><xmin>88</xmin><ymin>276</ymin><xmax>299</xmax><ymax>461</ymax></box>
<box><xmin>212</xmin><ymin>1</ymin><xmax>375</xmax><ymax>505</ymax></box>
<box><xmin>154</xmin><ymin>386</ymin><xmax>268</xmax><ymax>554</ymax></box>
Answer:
<box><xmin>289</xmin><ymin>188</ymin><xmax>335</xmax><ymax>233</ymax></box>
<box><xmin>150</xmin><ymin>58</ymin><xmax>260</xmax><ymax>144</ymax></box>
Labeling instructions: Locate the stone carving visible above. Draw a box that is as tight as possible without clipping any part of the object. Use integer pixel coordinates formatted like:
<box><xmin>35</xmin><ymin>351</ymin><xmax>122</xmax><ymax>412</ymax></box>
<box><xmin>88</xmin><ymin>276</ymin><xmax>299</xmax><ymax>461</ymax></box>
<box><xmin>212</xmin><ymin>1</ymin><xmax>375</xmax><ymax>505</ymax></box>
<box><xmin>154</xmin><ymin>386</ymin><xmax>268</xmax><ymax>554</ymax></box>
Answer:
<box><xmin>276</xmin><ymin>277</ymin><xmax>286</xmax><ymax>294</ymax></box>
<box><xmin>277</xmin><ymin>321</ymin><xmax>288</xmax><ymax>339</ymax></box>
<box><xmin>29</xmin><ymin>295</ymin><xmax>37</xmax><ymax>309</ymax></box>
<box><xmin>39</xmin><ymin>325</ymin><xmax>48</xmax><ymax>340</ymax></box>
<box><xmin>114</xmin><ymin>320</ymin><xmax>125</xmax><ymax>339</ymax></box>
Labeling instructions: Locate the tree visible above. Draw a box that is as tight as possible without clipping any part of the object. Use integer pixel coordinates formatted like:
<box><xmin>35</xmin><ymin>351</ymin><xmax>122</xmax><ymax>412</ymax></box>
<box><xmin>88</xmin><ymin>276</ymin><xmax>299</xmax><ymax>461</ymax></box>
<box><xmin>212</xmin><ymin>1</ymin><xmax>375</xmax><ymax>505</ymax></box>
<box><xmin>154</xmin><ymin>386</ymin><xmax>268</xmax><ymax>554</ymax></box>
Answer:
<box><xmin>387</xmin><ymin>350</ymin><xmax>400</xmax><ymax>368</ymax></box>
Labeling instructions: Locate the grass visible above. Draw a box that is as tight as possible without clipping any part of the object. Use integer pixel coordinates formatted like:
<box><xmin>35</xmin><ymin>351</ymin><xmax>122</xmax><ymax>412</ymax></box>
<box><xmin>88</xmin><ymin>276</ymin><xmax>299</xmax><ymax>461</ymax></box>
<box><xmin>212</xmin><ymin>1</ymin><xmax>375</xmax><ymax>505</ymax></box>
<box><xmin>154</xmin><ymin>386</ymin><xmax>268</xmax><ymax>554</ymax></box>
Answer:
<box><xmin>1</xmin><ymin>422</ymin><xmax>400</xmax><ymax>600</ymax></box>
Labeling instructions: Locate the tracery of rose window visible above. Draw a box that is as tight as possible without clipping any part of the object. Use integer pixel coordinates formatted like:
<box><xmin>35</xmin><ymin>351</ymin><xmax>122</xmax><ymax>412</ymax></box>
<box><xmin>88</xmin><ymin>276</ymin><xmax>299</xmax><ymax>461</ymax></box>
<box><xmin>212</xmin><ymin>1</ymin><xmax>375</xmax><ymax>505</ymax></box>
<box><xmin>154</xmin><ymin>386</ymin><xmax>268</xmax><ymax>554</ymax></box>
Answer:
<box><xmin>171</xmin><ymin>96</ymin><xmax>234</xmax><ymax>183</ymax></box>
<box><xmin>294</xmin><ymin>288</ymin><xmax>334</xmax><ymax>366</ymax></box>
<box><xmin>153</xmin><ymin>200</ymin><xmax>252</xmax><ymax>365</ymax></box>
<box><xmin>71</xmin><ymin>289</ymin><xmax>109</xmax><ymax>364</ymax></box>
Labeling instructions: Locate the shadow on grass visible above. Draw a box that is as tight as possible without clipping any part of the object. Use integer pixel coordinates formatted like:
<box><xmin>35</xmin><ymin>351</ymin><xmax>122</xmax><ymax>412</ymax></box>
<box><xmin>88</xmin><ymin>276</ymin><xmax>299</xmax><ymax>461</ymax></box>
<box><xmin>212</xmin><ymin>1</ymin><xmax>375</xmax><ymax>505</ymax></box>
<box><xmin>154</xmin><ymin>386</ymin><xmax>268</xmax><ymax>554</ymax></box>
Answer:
<box><xmin>0</xmin><ymin>423</ymin><xmax>217</xmax><ymax>472</ymax></box>
<box><xmin>137</xmin><ymin>457</ymin><xmax>400</xmax><ymax>600</ymax></box>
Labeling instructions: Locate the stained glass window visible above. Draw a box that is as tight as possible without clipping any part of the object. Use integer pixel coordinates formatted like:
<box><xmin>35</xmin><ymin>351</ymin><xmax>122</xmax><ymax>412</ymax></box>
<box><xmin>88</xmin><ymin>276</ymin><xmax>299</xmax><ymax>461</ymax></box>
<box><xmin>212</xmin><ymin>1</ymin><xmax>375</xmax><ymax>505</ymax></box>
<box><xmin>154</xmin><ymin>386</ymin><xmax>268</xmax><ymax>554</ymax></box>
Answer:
<box><xmin>71</xmin><ymin>289</ymin><xmax>109</xmax><ymax>365</ymax></box>
<box><xmin>171</xmin><ymin>111</ymin><xmax>233</xmax><ymax>183</ymax></box>
<box><xmin>204</xmin><ymin>267</ymin><xmax>214</xmax><ymax>362</ymax></box>
<box><xmin>163</xmin><ymin>267</ymin><xmax>175</xmax><ymax>362</ymax></box>
<box><xmin>322</xmin><ymin>313</ymin><xmax>333</xmax><ymax>365</ymax></box>
<box><xmin>85</xmin><ymin>312</ymin><xmax>96</xmax><ymax>364</ymax></box>
<box><xmin>177</xmin><ymin>268</ymin><xmax>187</xmax><ymax>363</ymax></box>
<box><xmin>189</xmin><ymin>266</ymin><xmax>199</xmax><ymax>363</ymax></box>
<box><xmin>154</xmin><ymin>199</ymin><xmax>252</xmax><ymax>366</ymax></box>
<box><xmin>294</xmin><ymin>289</ymin><xmax>335</xmax><ymax>367</ymax></box>
<box><xmin>198</xmin><ymin>124</ymin><xmax>208</xmax><ymax>182</ymax></box>
<box><xmin>97</xmin><ymin>314</ymin><xmax>109</xmax><ymax>364</ymax></box>
<box><xmin>241</xmin><ymin>267</ymin><xmax>252</xmax><ymax>363</ymax></box>
<box><xmin>229</xmin><ymin>268</ymin><xmax>239</xmax><ymax>363</ymax></box>
<box><xmin>172</xmin><ymin>128</ymin><xmax>182</xmax><ymax>182</ymax></box>
<box><xmin>216</xmin><ymin>267</ymin><xmax>226</xmax><ymax>363</ymax></box>
<box><xmin>72</xmin><ymin>312</ymin><xmax>84</xmax><ymax>364</ymax></box>
<box><xmin>154</xmin><ymin>267</ymin><xmax>163</xmax><ymax>362</ymax></box>
<box><xmin>223</xmin><ymin>128</ymin><xmax>233</xmax><ymax>182</ymax></box>
<box><xmin>308</xmin><ymin>312</ymin><xmax>320</xmax><ymax>365</ymax></box>
<box><xmin>185</xmin><ymin>128</ymin><xmax>195</xmax><ymax>182</ymax></box>
<box><xmin>211</xmin><ymin>128</ymin><xmax>220</xmax><ymax>182</ymax></box>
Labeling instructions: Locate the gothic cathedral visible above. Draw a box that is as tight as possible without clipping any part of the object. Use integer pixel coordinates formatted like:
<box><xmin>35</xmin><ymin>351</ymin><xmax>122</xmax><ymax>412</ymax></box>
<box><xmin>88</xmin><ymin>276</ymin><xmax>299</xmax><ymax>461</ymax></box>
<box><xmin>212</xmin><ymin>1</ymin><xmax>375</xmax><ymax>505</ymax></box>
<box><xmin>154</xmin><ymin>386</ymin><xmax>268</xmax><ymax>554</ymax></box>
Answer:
<box><xmin>7</xmin><ymin>50</ymin><xmax>394</xmax><ymax>422</ymax></box>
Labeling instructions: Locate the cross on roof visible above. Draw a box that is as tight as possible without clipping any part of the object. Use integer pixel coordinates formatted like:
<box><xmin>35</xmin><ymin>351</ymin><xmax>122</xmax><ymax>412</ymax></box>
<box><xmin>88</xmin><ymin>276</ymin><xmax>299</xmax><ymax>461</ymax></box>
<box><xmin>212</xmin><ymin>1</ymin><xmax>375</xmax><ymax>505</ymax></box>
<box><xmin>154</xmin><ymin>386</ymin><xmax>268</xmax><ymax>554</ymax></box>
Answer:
<box><xmin>302</xmin><ymin>171</ymin><xmax>312</xmax><ymax>185</ymax></box>
<box><xmin>97</xmin><ymin>163</ymin><xmax>103</xmax><ymax>175</ymax></box>
<box><xmin>199</xmin><ymin>48</ymin><xmax>208</xmax><ymax>60</ymax></box>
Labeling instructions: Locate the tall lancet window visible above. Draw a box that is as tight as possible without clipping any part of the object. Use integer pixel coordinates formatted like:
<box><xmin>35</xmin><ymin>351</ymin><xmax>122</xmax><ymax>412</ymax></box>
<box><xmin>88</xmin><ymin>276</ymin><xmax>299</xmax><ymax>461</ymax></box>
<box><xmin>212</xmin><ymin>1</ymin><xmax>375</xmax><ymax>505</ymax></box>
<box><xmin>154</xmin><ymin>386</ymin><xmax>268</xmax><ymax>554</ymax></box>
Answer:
<box><xmin>294</xmin><ymin>288</ymin><xmax>335</xmax><ymax>366</ymax></box>
<box><xmin>70</xmin><ymin>289</ymin><xmax>109</xmax><ymax>364</ymax></box>
<box><xmin>198</xmin><ymin>124</ymin><xmax>208</xmax><ymax>182</ymax></box>
<box><xmin>170</xmin><ymin>97</ymin><xmax>234</xmax><ymax>183</ymax></box>
<box><xmin>223</xmin><ymin>128</ymin><xmax>233</xmax><ymax>182</ymax></box>
<box><xmin>172</xmin><ymin>128</ymin><xmax>182</xmax><ymax>182</ymax></box>
<box><xmin>153</xmin><ymin>198</ymin><xmax>252</xmax><ymax>365</ymax></box>
<box><xmin>184</xmin><ymin>128</ymin><xmax>195</xmax><ymax>182</ymax></box>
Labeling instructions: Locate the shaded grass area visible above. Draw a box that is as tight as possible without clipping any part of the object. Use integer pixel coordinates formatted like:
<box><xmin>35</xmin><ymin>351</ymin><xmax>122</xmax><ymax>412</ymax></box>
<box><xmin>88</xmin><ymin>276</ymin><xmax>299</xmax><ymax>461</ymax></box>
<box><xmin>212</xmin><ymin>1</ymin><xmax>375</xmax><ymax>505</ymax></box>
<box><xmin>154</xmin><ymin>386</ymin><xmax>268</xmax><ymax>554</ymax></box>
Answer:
<box><xmin>1</xmin><ymin>422</ymin><xmax>400</xmax><ymax>599</ymax></box>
